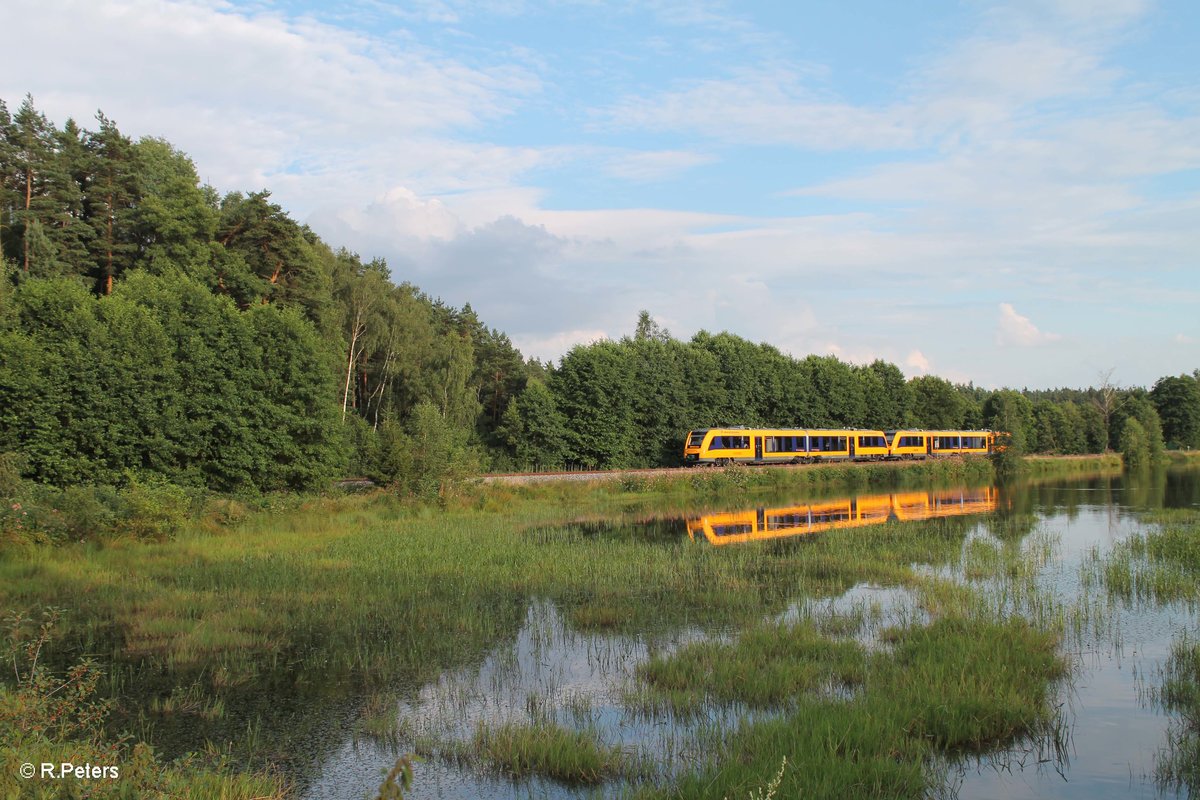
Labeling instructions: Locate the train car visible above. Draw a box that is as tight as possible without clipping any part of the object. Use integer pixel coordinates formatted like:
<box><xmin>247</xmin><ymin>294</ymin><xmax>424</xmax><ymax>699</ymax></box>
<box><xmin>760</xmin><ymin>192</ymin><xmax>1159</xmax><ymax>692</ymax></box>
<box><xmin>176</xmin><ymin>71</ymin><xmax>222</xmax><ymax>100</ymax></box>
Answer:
<box><xmin>685</xmin><ymin>428</ymin><xmax>866</xmax><ymax>465</ymax></box>
<box><xmin>926</xmin><ymin>430</ymin><xmax>994</xmax><ymax>457</ymax></box>
<box><xmin>684</xmin><ymin>427</ymin><xmax>994</xmax><ymax>466</ymax></box>
<box><xmin>885</xmin><ymin>430</ymin><xmax>929</xmax><ymax>459</ymax></box>
<box><xmin>851</xmin><ymin>431</ymin><xmax>890</xmax><ymax>460</ymax></box>
<box><xmin>884</xmin><ymin>430</ymin><xmax>995</xmax><ymax>459</ymax></box>
<box><xmin>684</xmin><ymin>428</ymin><xmax>801</xmax><ymax>466</ymax></box>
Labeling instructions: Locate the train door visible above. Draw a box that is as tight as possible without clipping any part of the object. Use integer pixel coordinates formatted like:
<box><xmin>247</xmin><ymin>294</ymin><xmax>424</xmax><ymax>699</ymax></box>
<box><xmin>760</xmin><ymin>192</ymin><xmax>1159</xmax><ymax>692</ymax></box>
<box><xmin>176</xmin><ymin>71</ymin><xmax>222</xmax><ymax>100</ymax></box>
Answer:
<box><xmin>849</xmin><ymin>437</ymin><xmax>856</xmax><ymax>459</ymax></box>
<box><xmin>925</xmin><ymin>436</ymin><xmax>932</xmax><ymax>456</ymax></box>
<box><xmin>754</xmin><ymin>436</ymin><xmax>763</xmax><ymax>461</ymax></box>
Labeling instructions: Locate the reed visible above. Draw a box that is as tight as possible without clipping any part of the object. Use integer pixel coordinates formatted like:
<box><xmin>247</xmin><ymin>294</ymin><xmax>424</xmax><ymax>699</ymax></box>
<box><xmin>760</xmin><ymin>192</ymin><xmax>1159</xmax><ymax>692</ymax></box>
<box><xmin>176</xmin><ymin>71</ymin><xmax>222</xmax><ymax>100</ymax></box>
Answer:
<box><xmin>470</xmin><ymin>722</ymin><xmax>632</xmax><ymax>783</ymax></box>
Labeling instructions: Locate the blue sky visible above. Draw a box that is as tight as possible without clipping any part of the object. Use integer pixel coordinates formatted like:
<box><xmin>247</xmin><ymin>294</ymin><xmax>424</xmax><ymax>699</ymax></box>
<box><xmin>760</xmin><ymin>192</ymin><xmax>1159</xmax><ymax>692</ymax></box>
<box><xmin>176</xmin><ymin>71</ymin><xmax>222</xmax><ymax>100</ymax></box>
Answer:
<box><xmin>3</xmin><ymin>0</ymin><xmax>1198</xmax><ymax>389</ymax></box>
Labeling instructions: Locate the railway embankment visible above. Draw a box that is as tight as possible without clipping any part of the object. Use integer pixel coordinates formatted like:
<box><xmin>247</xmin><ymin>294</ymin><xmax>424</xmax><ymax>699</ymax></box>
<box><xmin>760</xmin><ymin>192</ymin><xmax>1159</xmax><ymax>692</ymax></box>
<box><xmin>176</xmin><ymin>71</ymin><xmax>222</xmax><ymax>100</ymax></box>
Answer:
<box><xmin>478</xmin><ymin>452</ymin><xmax>1133</xmax><ymax>487</ymax></box>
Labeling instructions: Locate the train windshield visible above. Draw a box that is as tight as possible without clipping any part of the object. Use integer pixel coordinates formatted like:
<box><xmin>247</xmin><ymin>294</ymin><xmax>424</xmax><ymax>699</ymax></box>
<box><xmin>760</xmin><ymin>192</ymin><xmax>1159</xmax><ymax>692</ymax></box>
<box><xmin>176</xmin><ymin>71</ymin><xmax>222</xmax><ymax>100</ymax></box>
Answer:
<box><xmin>687</xmin><ymin>431</ymin><xmax>707</xmax><ymax>447</ymax></box>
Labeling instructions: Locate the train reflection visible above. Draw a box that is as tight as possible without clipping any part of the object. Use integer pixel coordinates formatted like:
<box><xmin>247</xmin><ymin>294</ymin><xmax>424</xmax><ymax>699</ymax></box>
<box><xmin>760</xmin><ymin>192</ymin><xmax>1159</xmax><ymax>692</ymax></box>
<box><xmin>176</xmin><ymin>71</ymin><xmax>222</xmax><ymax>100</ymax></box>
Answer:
<box><xmin>686</xmin><ymin>487</ymin><xmax>998</xmax><ymax>545</ymax></box>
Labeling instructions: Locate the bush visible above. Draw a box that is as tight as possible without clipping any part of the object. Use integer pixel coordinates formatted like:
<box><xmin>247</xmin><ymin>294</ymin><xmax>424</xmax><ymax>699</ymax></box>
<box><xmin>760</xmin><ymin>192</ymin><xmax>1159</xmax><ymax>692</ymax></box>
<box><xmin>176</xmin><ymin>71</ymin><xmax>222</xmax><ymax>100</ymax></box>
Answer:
<box><xmin>1121</xmin><ymin>417</ymin><xmax>1151</xmax><ymax>471</ymax></box>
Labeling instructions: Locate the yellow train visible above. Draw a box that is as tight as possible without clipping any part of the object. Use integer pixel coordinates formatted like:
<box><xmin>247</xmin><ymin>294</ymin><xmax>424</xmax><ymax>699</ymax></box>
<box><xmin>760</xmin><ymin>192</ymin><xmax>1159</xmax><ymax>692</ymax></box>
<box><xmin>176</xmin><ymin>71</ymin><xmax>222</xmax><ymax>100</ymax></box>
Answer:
<box><xmin>683</xmin><ymin>427</ymin><xmax>995</xmax><ymax>465</ymax></box>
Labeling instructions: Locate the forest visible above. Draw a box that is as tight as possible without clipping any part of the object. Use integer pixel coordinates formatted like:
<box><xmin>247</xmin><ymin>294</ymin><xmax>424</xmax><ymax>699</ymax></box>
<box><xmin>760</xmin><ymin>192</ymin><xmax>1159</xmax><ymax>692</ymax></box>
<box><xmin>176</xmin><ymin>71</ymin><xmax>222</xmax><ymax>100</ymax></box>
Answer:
<box><xmin>2</xmin><ymin>94</ymin><xmax>1199</xmax><ymax>506</ymax></box>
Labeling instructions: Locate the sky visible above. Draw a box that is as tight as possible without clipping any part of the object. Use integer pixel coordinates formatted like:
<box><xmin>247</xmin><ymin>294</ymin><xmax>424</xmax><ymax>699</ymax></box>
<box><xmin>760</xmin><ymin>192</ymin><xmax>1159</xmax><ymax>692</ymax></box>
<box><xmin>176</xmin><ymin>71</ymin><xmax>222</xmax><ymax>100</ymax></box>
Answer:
<box><xmin>2</xmin><ymin>0</ymin><xmax>1198</xmax><ymax>390</ymax></box>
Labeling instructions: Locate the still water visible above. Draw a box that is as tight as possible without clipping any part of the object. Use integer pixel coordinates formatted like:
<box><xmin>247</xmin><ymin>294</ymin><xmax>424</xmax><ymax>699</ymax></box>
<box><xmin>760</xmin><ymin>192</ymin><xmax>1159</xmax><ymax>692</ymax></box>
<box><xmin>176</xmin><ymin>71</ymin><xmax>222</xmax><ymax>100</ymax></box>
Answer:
<box><xmin>300</xmin><ymin>469</ymin><xmax>1200</xmax><ymax>800</ymax></box>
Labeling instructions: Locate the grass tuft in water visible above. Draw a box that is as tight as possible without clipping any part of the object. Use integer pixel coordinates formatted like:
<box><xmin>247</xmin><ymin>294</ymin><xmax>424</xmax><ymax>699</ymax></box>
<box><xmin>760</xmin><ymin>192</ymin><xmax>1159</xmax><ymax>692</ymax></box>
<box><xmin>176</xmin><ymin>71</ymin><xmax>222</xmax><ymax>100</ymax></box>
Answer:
<box><xmin>471</xmin><ymin>722</ymin><xmax>633</xmax><ymax>784</ymax></box>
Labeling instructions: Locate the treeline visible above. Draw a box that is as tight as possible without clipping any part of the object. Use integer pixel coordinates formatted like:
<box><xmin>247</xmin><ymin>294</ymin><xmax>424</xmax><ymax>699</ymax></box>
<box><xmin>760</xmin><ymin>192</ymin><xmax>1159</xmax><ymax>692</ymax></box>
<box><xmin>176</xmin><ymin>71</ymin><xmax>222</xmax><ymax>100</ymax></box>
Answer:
<box><xmin>503</xmin><ymin>312</ymin><xmax>1200</xmax><ymax>470</ymax></box>
<box><xmin>1</xmin><ymin>95</ymin><xmax>1198</xmax><ymax>502</ymax></box>
<box><xmin>0</xmin><ymin>95</ymin><xmax>530</xmax><ymax>496</ymax></box>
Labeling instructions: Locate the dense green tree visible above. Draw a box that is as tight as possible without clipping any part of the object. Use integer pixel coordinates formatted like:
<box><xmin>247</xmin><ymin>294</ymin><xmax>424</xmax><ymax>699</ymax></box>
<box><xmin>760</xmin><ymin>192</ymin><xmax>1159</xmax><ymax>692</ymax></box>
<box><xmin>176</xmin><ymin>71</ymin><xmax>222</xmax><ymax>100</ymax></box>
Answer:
<box><xmin>1032</xmin><ymin>400</ymin><xmax>1071</xmax><ymax>454</ymax></box>
<box><xmin>1151</xmin><ymin>374</ymin><xmax>1200</xmax><ymax>450</ymax></box>
<box><xmin>7</xmin><ymin>96</ymin><xmax>71</xmax><ymax>275</ymax></box>
<box><xmin>85</xmin><ymin>113</ymin><xmax>139</xmax><ymax>294</ymax></box>
<box><xmin>908</xmin><ymin>376</ymin><xmax>966</xmax><ymax>429</ymax></box>
<box><xmin>808</xmin><ymin>356</ymin><xmax>866</xmax><ymax>426</ymax></box>
<box><xmin>498</xmin><ymin>379</ymin><xmax>568</xmax><ymax>470</ymax></box>
<box><xmin>131</xmin><ymin>137</ymin><xmax>218</xmax><ymax>279</ymax></box>
<box><xmin>983</xmin><ymin>390</ymin><xmax>1036</xmax><ymax>453</ymax></box>
<box><xmin>860</xmin><ymin>360</ymin><xmax>910</xmax><ymax>429</ymax></box>
<box><xmin>552</xmin><ymin>340</ymin><xmax>637</xmax><ymax>468</ymax></box>
<box><xmin>1112</xmin><ymin>392</ymin><xmax>1166</xmax><ymax>466</ymax></box>
<box><xmin>1120</xmin><ymin>417</ymin><xmax>1150</xmax><ymax>470</ymax></box>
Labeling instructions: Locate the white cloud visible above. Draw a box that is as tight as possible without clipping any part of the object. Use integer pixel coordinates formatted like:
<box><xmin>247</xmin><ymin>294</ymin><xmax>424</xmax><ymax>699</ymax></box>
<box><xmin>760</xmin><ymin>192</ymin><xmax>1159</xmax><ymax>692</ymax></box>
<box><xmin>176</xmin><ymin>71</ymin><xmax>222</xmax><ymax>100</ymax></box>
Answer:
<box><xmin>0</xmin><ymin>0</ymin><xmax>544</xmax><ymax>213</ymax></box>
<box><xmin>603</xmin><ymin>66</ymin><xmax>917</xmax><ymax>150</ymax></box>
<box><xmin>996</xmin><ymin>303</ymin><xmax>1062</xmax><ymax>346</ymax></box>
<box><xmin>906</xmin><ymin>350</ymin><xmax>932</xmax><ymax>375</ymax></box>
<box><xmin>514</xmin><ymin>329</ymin><xmax>611</xmax><ymax>363</ymax></box>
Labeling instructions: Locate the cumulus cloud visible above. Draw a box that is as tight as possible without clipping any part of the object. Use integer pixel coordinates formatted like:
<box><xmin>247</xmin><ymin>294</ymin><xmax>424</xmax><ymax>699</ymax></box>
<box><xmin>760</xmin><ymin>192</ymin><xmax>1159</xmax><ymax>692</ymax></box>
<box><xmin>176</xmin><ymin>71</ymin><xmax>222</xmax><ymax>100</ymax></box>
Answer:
<box><xmin>906</xmin><ymin>350</ymin><xmax>932</xmax><ymax>374</ymax></box>
<box><xmin>0</xmin><ymin>0</ymin><xmax>543</xmax><ymax>212</ymax></box>
<box><xmin>996</xmin><ymin>303</ymin><xmax>1062</xmax><ymax>346</ymax></box>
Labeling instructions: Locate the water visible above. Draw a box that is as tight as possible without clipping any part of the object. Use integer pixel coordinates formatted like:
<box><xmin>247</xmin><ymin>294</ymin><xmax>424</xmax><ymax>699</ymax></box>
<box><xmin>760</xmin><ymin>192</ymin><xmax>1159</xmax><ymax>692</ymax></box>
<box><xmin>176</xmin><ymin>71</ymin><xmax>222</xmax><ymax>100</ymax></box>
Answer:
<box><xmin>269</xmin><ymin>469</ymin><xmax>1200</xmax><ymax>797</ymax></box>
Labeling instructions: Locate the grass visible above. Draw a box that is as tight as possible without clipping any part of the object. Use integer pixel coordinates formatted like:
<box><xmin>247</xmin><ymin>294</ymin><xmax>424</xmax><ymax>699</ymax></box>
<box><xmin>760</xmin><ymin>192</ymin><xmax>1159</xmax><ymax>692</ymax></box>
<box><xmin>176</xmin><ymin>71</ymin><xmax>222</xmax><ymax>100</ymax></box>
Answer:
<box><xmin>1157</xmin><ymin>636</ymin><xmax>1200</xmax><ymax>793</ymax></box>
<box><xmin>637</xmin><ymin>620</ymin><xmax>867</xmax><ymax>712</ymax></box>
<box><xmin>627</xmin><ymin>611</ymin><xmax>1067</xmax><ymax>800</ymax></box>
<box><xmin>471</xmin><ymin>722</ymin><xmax>637</xmax><ymax>784</ymax></box>
<box><xmin>1095</xmin><ymin>509</ymin><xmax>1200</xmax><ymax>607</ymax></box>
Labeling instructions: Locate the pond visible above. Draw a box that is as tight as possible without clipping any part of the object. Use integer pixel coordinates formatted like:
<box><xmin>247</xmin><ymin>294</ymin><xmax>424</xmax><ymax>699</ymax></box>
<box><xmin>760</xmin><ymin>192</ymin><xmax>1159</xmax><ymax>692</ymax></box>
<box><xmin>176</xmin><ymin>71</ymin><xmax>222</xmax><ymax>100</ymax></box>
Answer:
<box><xmin>291</xmin><ymin>466</ymin><xmax>1200</xmax><ymax>799</ymax></box>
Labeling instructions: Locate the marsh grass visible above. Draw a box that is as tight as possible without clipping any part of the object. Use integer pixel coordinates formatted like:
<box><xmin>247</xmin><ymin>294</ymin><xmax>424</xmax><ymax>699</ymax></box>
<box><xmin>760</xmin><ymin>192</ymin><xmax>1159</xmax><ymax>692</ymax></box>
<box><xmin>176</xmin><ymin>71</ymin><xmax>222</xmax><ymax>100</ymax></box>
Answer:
<box><xmin>1093</xmin><ymin>509</ymin><xmax>1200</xmax><ymax>794</ymax></box>
<box><xmin>628</xmin><ymin>613</ymin><xmax>1067</xmax><ymax>800</ymax></box>
<box><xmin>1096</xmin><ymin>509</ymin><xmax>1200</xmax><ymax>607</ymax></box>
<box><xmin>1155</xmin><ymin>636</ymin><xmax>1200</xmax><ymax>793</ymax></box>
<box><xmin>471</xmin><ymin>722</ymin><xmax>638</xmax><ymax>784</ymax></box>
<box><xmin>638</xmin><ymin>620</ymin><xmax>867</xmax><ymax>711</ymax></box>
<box><xmin>353</xmin><ymin>690</ymin><xmax>402</xmax><ymax>745</ymax></box>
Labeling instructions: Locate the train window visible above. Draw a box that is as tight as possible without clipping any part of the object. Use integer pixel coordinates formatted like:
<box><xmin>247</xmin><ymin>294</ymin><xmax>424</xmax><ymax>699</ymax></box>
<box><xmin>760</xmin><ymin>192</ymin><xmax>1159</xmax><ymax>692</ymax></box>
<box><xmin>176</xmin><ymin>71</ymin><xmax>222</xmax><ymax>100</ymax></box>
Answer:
<box><xmin>688</xmin><ymin>432</ymin><xmax>706</xmax><ymax>447</ymax></box>
<box><xmin>712</xmin><ymin>524</ymin><xmax>754</xmax><ymax>537</ymax></box>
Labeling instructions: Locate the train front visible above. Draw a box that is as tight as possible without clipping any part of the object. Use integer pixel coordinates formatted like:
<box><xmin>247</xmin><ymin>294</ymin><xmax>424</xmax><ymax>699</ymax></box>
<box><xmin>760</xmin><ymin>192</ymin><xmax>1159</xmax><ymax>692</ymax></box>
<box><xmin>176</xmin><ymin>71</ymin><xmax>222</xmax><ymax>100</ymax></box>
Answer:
<box><xmin>683</xmin><ymin>429</ymin><xmax>708</xmax><ymax>464</ymax></box>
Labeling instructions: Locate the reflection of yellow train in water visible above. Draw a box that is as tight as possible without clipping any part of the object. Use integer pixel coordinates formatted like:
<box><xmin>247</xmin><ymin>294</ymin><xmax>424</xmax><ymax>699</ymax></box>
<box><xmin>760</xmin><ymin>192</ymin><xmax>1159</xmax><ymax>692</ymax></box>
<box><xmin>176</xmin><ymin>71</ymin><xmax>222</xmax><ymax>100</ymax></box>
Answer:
<box><xmin>686</xmin><ymin>487</ymin><xmax>998</xmax><ymax>545</ymax></box>
<box><xmin>683</xmin><ymin>428</ymin><xmax>996</xmax><ymax>466</ymax></box>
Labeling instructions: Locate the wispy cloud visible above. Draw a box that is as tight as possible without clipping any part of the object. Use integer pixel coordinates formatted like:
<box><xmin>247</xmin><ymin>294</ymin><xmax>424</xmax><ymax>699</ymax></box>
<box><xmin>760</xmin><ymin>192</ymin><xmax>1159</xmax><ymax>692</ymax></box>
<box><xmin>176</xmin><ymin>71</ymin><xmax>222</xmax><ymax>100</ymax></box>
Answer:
<box><xmin>604</xmin><ymin>149</ymin><xmax>715</xmax><ymax>182</ymax></box>
<box><xmin>996</xmin><ymin>303</ymin><xmax>1062</xmax><ymax>346</ymax></box>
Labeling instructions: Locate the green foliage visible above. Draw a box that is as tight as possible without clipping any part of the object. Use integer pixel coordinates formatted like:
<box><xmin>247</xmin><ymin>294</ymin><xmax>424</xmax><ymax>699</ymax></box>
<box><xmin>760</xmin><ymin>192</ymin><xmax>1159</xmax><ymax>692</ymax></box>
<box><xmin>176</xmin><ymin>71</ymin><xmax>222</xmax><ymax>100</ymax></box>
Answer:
<box><xmin>499</xmin><ymin>379</ymin><xmax>568</xmax><ymax>470</ymax></box>
<box><xmin>1120</xmin><ymin>417</ymin><xmax>1151</xmax><ymax>470</ymax></box>
<box><xmin>374</xmin><ymin>401</ymin><xmax>478</xmax><ymax>501</ymax></box>
<box><xmin>1152</xmin><ymin>374</ymin><xmax>1200</xmax><ymax>450</ymax></box>
<box><xmin>375</xmin><ymin>755</ymin><xmax>415</xmax><ymax>800</ymax></box>
<box><xmin>983</xmin><ymin>390</ymin><xmax>1035</xmax><ymax>452</ymax></box>
<box><xmin>989</xmin><ymin>431</ymin><xmax>1025</xmax><ymax>483</ymax></box>
<box><xmin>908</xmin><ymin>375</ymin><xmax>967</xmax><ymax>429</ymax></box>
<box><xmin>1114</xmin><ymin>393</ymin><xmax>1167</xmax><ymax>467</ymax></box>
